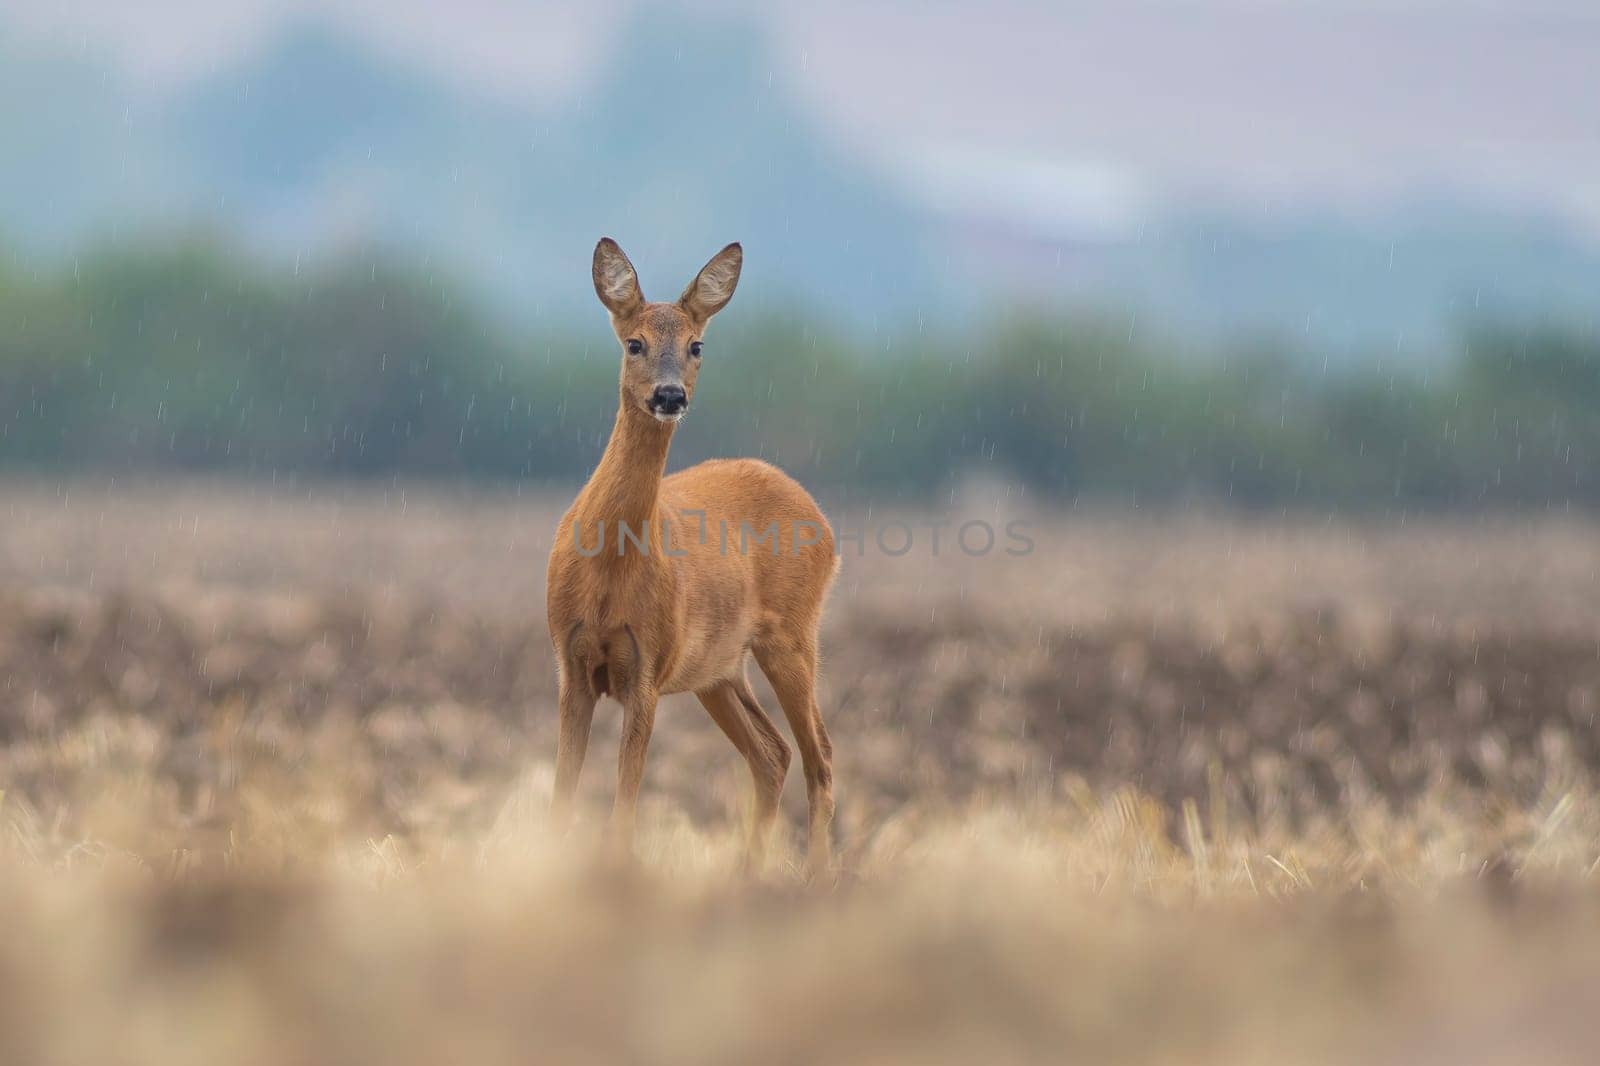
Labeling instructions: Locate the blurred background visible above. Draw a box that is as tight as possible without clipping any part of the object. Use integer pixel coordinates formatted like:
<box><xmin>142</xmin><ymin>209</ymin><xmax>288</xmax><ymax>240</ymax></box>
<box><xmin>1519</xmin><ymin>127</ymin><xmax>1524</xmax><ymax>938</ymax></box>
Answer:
<box><xmin>3</xmin><ymin>0</ymin><xmax>1598</xmax><ymax>506</ymax></box>
<box><xmin>8</xmin><ymin>10</ymin><xmax>1600</xmax><ymax>1060</ymax></box>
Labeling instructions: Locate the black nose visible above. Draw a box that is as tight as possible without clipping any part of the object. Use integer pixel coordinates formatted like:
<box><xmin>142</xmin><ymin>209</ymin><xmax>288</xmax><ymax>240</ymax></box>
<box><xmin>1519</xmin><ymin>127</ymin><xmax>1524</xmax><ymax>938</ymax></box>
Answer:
<box><xmin>651</xmin><ymin>385</ymin><xmax>687</xmax><ymax>413</ymax></box>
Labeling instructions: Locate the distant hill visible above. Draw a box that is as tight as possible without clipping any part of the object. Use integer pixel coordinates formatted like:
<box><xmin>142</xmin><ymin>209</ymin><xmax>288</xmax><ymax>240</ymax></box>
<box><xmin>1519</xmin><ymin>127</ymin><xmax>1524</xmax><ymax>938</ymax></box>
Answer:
<box><xmin>3</xmin><ymin>11</ymin><xmax>1599</xmax><ymax>355</ymax></box>
<box><xmin>0</xmin><ymin>29</ymin><xmax>178</xmax><ymax>246</ymax></box>
<box><xmin>3</xmin><ymin>12</ymin><xmax>941</xmax><ymax>324</ymax></box>
<box><xmin>945</xmin><ymin>199</ymin><xmax>1600</xmax><ymax>358</ymax></box>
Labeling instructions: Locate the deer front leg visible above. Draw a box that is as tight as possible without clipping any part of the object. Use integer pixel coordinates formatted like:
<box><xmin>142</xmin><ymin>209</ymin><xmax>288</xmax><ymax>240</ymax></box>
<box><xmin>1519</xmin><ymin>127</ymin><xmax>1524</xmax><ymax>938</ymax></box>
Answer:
<box><xmin>551</xmin><ymin>679</ymin><xmax>597</xmax><ymax>832</ymax></box>
<box><xmin>609</xmin><ymin>687</ymin><xmax>659</xmax><ymax>855</ymax></box>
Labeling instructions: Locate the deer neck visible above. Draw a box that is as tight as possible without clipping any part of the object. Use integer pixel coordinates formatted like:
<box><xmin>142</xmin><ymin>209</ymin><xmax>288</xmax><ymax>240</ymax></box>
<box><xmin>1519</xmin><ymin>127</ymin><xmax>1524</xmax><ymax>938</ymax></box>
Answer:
<box><xmin>572</xmin><ymin>396</ymin><xmax>675</xmax><ymax>549</ymax></box>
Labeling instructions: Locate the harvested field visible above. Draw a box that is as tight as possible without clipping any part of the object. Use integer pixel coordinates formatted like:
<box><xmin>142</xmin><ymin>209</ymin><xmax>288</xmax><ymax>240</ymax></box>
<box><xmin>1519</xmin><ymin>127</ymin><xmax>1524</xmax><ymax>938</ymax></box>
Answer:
<box><xmin>3</xmin><ymin>481</ymin><xmax>1600</xmax><ymax>1064</ymax></box>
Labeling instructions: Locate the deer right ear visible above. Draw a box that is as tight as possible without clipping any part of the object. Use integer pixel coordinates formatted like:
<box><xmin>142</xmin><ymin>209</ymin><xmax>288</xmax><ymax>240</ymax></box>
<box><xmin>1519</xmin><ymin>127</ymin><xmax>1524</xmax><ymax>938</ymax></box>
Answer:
<box><xmin>593</xmin><ymin>238</ymin><xmax>644</xmax><ymax>318</ymax></box>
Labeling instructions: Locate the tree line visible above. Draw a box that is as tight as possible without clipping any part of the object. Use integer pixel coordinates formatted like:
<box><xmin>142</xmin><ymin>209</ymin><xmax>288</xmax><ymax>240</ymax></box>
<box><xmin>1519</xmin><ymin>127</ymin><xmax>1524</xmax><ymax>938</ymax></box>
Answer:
<box><xmin>3</xmin><ymin>237</ymin><xmax>1596</xmax><ymax>509</ymax></box>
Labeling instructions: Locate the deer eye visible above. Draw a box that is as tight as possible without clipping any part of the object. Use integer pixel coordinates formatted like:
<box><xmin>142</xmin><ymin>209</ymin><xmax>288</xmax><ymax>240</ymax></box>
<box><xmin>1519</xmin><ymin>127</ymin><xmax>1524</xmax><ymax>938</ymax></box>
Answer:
<box><xmin>626</xmin><ymin>339</ymin><xmax>644</xmax><ymax>356</ymax></box>
<box><xmin>689</xmin><ymin>342</ymin><xmax>703</xmax><ymax>358</ymax></box>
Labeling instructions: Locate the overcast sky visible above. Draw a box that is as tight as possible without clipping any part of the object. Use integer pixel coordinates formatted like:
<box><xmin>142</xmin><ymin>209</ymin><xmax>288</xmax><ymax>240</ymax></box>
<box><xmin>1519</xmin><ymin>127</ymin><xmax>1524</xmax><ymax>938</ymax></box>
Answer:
<box><xmin>7</xmin><ymin>0</ymin><xmax>1599</xmax><ymax>233</ymax></box>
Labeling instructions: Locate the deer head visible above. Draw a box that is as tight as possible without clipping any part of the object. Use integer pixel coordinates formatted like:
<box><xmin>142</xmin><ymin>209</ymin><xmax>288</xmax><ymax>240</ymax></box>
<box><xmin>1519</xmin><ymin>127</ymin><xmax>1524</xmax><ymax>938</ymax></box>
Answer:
<box><xmin>592</xmin><ymin>238</ymin><xmax>743</xmax><ymax>424</ymax></box>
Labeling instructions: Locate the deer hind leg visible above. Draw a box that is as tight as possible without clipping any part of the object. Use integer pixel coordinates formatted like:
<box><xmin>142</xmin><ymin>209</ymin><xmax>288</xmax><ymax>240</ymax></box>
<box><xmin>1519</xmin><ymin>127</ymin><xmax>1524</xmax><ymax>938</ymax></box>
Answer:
<box><xmin>696</xmin><ymin>675</ymin><xmax>790</xmax><ymax>872</ymax></box>
<box><xmin>754</xmin><ymin>638</ymin><xmax>834</xmax><ymax>877</ymax></box>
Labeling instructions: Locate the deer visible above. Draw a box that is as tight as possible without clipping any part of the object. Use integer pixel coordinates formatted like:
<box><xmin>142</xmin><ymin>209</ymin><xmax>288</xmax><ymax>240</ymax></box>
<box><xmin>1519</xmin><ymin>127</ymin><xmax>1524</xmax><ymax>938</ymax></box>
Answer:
<box><xmin>545</xmin><ymin>238</ymin><xmax>839</xmax><ymax>875</ymax></box>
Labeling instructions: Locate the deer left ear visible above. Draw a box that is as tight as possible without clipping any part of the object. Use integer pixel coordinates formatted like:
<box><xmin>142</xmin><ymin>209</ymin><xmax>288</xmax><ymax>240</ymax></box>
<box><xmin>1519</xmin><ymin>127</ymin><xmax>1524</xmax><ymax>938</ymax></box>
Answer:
<box><xmin>678</xmin><ymin>242</ymin><xmax>742</xmax><ymax>323</ymax></box>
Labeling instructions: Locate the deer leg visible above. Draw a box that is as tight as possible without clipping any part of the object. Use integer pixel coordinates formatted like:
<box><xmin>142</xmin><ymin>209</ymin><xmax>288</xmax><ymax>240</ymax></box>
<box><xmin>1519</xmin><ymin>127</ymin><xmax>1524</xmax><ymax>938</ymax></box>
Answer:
<box><xmin>551</xmin><ymin>679</ymin><xmax>597</xmax><ymax>831</ymax></box>
<box><xmin>754</xmin><ymin>640</ymin><xmax>835</xmax><ymax>877</ymax></box>
<box><xmin>732</xmin><ymin>675</ymin><xmax>795</xmax><ymax>867</ymax></box>
<box><xmin>609</xmin><ymin>688</ymin><xmax>659</xmax><ymax>855</ymax></box>
<box><xmin>697</xmin><ymin>677</ymin><xmax>790</xmax><ymax>872</ymax></box>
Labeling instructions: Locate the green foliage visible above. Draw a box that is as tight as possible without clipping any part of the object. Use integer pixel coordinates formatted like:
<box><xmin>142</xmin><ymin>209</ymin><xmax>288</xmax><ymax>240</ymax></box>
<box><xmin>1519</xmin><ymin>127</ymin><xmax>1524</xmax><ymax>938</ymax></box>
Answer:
<box><xmin>3</xmin><ymin>237</ymin><xmax>1598</xmax><ymax>509</ymax></box>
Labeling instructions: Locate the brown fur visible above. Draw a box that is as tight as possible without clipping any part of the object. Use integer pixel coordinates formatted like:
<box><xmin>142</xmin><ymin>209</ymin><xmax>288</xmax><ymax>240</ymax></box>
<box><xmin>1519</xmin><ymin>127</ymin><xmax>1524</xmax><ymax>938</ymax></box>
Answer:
<box><xmin>546</xmin><ymin>238</ymin><xmax>839</xmax><ymax>873</ymax></box>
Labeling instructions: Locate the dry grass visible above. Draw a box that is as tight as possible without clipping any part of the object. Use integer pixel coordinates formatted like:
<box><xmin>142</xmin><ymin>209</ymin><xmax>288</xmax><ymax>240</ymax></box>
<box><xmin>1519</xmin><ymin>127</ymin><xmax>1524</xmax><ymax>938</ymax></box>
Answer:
<box><xmin>4</xmin><ymin>480</ymin><xmax>1600</xmax><ymax>1064</ymax></box>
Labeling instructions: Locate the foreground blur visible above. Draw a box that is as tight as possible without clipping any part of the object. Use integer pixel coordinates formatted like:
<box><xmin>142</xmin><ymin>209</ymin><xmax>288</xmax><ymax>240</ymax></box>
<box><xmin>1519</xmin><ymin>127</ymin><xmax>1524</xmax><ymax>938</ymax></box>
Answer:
<box><xmin>3</xmin><ymin>484</ymin><xmax>1600</xmax><ymax>1064</ymax></box>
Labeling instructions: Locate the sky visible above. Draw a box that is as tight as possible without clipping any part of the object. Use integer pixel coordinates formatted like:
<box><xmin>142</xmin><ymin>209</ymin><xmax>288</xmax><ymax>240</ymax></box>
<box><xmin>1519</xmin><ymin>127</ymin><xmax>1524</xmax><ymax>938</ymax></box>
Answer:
<box><xmin>5</xmin><ymin>0</ymin><xmax>1599</xmax><ymax>237</ymax></box>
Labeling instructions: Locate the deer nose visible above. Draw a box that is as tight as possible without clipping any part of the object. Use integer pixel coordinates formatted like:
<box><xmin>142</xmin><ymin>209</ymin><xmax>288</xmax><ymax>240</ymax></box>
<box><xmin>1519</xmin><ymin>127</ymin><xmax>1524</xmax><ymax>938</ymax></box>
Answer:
<box><xmin>650</xmin><ymin>384</ymin><xmax>687</xmax><ymax>414</ymax></box>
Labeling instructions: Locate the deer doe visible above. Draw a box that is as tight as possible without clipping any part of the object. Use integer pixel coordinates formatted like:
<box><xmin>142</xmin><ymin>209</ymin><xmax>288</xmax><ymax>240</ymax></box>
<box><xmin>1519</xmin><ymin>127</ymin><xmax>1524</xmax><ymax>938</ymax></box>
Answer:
<box><xmin>545</xmin><ymin>238</ymin><xmax>839</xmax><ymax>874</ymax></box>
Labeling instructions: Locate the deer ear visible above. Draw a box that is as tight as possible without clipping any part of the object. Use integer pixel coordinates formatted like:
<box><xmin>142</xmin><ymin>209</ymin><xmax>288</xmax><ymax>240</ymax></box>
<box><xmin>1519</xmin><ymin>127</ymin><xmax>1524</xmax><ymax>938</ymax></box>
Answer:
<box><xmin>593</xmin><ymin>237</ymin><xmax>644</xmax><ymax>318</ymax></box>
<box><xmin>678</xmin><ymin>242</ymin><xmax>742</xmax><ymax>323</ymax></box>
